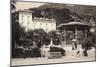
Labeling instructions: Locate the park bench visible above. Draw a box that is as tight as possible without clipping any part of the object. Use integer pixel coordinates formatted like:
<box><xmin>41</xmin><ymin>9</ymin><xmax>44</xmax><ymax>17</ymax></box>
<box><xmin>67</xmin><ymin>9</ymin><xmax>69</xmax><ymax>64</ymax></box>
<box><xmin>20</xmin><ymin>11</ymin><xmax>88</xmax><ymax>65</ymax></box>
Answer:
<box><xmin>48</xmin><ymin>52</ymin><xmax>62</xmax><ymax>59</ymax></box>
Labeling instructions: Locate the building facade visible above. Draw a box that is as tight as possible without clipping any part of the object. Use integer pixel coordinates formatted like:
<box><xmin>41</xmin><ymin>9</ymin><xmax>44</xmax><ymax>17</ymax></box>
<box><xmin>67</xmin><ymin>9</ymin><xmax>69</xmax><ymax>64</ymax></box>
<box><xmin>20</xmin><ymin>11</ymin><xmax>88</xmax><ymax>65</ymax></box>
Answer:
<box><xmin>15</xmin><ymin>10</ymin><xmax>56</xmax><ymax>32</ymax></box>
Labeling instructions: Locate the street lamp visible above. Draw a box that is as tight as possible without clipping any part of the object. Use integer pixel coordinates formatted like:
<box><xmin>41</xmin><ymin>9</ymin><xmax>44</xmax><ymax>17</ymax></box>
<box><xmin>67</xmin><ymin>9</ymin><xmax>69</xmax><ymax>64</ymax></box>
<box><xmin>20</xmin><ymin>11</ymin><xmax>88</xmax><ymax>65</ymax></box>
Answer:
<box><xmin>90</xmin><ymin>28</ymin><xmax>95</xmax><ymax>33</ymax></box>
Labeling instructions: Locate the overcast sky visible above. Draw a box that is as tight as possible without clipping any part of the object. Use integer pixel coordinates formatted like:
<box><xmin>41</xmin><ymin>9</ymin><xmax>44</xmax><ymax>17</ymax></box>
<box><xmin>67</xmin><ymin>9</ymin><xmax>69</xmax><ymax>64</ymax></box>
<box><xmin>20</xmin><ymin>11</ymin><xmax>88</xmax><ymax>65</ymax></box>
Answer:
<box><xmin>15</xmin><ymin>1</ymin><xmax>45</xmax><ymax>10</ymax></box>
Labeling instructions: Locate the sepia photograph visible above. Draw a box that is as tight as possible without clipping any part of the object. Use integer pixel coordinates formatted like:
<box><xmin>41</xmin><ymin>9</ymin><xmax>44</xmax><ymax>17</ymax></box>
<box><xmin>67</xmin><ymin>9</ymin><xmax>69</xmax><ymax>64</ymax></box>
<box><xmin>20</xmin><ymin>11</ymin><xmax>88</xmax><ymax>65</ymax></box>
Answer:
<box><xmin>11</xmin><ymin>0</ymin><xmax>96</xmax><ymax>66</ymax></box>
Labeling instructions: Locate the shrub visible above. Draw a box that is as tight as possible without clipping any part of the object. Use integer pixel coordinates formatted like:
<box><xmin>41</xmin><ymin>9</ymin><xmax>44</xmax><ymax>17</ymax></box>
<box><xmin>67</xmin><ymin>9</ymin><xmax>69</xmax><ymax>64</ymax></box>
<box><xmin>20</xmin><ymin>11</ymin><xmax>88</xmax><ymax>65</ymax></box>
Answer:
<box><xmin>31</xmin><ymin>47</ymin><xmax>41</xmax><ymax>57</ymax></box>
<box><xmin>13</xmin><ymin>48</ymin><xmax>24</xmax><ymax>58</ymax></box>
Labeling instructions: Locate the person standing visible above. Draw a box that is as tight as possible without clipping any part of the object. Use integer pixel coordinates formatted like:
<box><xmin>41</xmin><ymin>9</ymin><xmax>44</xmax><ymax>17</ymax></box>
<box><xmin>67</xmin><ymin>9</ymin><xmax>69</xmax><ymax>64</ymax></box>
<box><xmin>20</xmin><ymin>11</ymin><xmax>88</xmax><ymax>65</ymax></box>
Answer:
<box><xmin>72</xmin><ymin>39</ymin><xmax>77</xmax><ymax>50</ymax></box>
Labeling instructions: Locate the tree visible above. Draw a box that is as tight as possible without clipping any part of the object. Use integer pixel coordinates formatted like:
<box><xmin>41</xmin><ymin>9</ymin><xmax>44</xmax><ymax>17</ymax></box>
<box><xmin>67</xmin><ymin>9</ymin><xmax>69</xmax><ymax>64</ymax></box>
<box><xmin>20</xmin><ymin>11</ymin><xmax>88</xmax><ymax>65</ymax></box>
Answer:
<box><xmin>45</xmin><ymin>8</ymin><xmax>74</xmax><ymax>25</ymax></box>
<box><xmin>11</xmin><ymin>0</ymin><xmax>17</xmax><ymax>13</ymax></box>
<box><xmin>26</xmin><ymin>29</ymin><xmax>47</xmax><ymax>47</ymax></box>
<box><xmin>12</xmin><ymin>18</ymin><xmax>26</xmax><ymax>57</ymax></box>
<box><xmin>81</xmin><ymin>30</ymin><xmax>96</xmax><ymax>56</ymax></box>
<box><xmin>47</xmin><ymin>30</ymin><xmax>61</xmax><ymax>45</ymax></box>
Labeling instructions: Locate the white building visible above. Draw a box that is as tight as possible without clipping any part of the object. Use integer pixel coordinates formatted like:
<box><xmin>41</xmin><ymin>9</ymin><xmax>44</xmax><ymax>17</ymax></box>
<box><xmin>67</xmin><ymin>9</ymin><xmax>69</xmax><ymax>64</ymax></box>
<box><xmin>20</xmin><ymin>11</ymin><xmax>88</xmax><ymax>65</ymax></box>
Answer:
<box><xmin>31</xmin><ymin>17</ymin><xmax>56</xmax><ymax>32</ymax></box>
<box><xmin>16</xmin><ymin>10</ymin><xmax>56</xmax><ymax>32</ymax></box>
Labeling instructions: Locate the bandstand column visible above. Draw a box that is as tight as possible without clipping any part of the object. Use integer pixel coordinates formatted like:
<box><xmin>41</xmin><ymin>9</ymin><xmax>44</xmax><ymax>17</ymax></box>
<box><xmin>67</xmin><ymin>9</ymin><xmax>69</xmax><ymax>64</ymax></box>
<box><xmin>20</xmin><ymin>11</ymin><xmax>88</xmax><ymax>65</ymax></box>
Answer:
<box><xmin>75</xmin><ymin>26</ymin><xmax>78</xmax><ymax>41</ymax></box>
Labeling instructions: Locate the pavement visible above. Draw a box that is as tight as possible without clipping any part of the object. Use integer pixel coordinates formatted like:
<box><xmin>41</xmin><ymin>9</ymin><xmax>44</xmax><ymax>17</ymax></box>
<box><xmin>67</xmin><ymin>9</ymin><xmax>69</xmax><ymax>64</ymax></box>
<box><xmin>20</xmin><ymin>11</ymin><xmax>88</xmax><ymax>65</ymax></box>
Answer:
<box><xmin>11</xmin><ymin>45</ymin><xmax>96</xmax><ymax>66</ymax></box>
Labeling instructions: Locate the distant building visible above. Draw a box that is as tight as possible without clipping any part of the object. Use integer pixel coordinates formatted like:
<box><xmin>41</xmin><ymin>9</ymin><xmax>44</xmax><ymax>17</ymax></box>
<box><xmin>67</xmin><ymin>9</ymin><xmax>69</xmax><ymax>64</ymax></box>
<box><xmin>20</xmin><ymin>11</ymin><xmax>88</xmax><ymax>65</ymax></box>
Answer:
<box><xmin>13</xmin><ymin>9</ymin><xmax>56</xmax><ymax>32</ymax></box>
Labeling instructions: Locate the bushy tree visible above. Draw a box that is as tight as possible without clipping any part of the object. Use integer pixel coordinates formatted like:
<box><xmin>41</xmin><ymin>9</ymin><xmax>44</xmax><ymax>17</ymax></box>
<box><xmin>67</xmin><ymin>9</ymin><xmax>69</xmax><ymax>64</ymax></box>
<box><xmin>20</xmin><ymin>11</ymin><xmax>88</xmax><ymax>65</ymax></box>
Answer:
<box><xmin>25</xmin><ymin>29</ymin><xmax>47</xmax><ymax>47</ymax></box>
<box><xmin>81</xmin><ymin>31</ymin><xmax>96</xmax><ymax>56</ymax></box>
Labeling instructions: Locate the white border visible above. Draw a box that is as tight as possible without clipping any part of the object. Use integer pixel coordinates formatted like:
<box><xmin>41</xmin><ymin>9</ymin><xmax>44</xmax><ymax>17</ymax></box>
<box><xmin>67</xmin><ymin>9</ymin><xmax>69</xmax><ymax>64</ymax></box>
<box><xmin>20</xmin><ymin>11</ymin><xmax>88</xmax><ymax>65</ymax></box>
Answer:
<box><xmin>0</xmin><ymin>0</ymin><xmax>97</xmax><ymax>67</ymax></box>
<box><xmin>22</xmin><ymin>0</ymin><xmax>96</xmax><ymax>5</ymax></box>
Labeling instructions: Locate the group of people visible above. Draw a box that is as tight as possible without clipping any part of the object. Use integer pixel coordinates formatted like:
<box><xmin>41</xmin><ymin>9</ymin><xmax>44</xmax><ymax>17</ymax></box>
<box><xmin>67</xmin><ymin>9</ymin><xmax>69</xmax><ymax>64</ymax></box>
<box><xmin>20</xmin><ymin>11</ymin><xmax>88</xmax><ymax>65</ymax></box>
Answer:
<box><xmin>71</xmin><ymin>33</ymin><xmax>95</xmax><ymax>57</ymax></box>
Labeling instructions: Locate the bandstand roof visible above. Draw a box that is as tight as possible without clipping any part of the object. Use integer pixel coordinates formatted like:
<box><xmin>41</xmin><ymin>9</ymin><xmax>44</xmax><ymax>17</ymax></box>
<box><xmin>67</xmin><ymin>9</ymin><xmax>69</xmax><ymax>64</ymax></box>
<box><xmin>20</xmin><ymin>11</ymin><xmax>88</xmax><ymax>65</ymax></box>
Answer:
<box><xmin>57</xmin><ymin>22</ymin><xmax>89</xmax><ymax>30</ymax></box>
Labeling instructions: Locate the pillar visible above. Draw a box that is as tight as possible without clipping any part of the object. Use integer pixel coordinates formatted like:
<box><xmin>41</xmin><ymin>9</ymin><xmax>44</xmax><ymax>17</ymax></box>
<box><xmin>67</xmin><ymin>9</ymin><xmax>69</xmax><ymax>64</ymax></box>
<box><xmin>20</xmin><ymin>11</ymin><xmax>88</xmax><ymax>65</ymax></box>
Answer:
<box><xmin>64</xmin><ymin>28</ymin><xmax>66</xmax><ymax>45</ymax></box>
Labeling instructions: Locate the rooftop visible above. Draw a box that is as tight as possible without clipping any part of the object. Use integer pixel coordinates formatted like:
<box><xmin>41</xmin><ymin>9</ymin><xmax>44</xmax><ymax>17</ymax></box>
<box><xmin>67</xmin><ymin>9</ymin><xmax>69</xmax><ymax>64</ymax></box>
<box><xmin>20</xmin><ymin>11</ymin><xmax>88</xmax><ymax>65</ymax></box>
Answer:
<box><xmin>13</xmin><ymin>9</ymin><xmax>35</xmax><ymax>13</ymax></box>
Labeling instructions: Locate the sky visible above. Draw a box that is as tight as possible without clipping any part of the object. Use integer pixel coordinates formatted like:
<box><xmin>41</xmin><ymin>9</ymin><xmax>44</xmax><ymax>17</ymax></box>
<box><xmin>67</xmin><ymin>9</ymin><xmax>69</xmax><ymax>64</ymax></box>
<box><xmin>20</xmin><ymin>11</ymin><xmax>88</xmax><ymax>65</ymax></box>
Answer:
<box><xmin>15</xmin><ymin>1</ymin><xmax>45</xmax><ymax>11</ymax></box>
